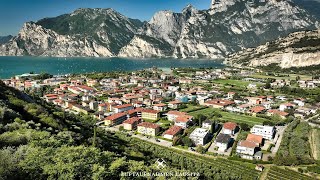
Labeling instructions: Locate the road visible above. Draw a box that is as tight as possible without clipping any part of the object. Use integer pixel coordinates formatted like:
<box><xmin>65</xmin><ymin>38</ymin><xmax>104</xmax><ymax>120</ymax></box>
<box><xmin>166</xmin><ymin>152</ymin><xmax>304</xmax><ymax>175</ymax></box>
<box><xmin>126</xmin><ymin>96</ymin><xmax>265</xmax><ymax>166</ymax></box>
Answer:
<box><xmin>271</xmin><ymin>126</ymin><xmax>287</xmax><ymax>155</ymax></box>
<box><xmin>100</xmin><ymin>125</ymin><xmax>220</xmax><ymax>158</ymax></box>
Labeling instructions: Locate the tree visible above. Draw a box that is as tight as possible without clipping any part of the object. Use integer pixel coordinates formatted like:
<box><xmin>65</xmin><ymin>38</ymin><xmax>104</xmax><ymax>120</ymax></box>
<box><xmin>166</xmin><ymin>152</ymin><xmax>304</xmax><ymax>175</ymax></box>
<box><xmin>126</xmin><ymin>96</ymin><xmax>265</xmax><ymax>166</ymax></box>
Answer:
<box><xmin>196</xmin><ymin>145</ymin><xmax>206</xmax><ymax>154</ymax></box>
<box><xmin>195</xmin><ymin>114</ymin><xmax>207</xmax><ymax>126</ymax></box>
<box><xmin>181</xmin><ymin>137</ymin><xmax>193</xmax><ymax>147</ymax></box>
<box><xmin>239</xmin><ymin>123</ymin><xmax>250</xmax><ymax>131</ymax></box>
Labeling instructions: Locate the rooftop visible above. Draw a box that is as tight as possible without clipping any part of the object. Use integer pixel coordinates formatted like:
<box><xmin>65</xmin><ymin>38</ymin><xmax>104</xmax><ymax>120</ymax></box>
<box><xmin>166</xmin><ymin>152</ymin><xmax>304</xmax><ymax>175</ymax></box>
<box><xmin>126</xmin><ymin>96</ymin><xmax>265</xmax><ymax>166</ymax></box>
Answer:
<box><xmin>163</xmin><ymin>125</ymin><xmax>182</xmax><ymax>136</ymax></box>
<box><xmin>223</xmin><ymin>122</ymin><xmax>237</xmax><ymax>130</ymax></box>
<box><xmin>216</xmin><ymin>133</ymin><xmax>231</xmax><ymax>143</ymax></box>
<box><xmin>246</xmin><ymin>134</ymin><xmax>263</xmax><ymax>144</ymax></box>
<box><xmin>123</xmin><ymin>117</ymin><xmax>141</xmax><ymax>125</ymax></box>
<box><xmin>239</xmin><ymin>140</ymin><xmax>257</xmax><ymax>148</ymax></box>
<box><xmin>190</xmin><ymin>128</ymin><xmax>209</xmax><ymax>137</ymax></box>
<box><xmin>105</xmin><ymin>112</ymin><xmax>127</xmax><ymax>121</ymax></box>
<box><xmin>137</xmin><ymin>122</ymin><xmax>160</xmax><ymax>129</ymax></box>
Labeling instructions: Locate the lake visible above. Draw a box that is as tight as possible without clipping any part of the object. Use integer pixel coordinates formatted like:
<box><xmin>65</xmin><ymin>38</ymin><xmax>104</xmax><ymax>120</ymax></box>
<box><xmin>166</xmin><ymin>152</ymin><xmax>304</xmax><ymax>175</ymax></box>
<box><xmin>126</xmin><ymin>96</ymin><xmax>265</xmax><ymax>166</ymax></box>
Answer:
<box><xmin>0</xmin><ymin>56</ymin><xmax>225</xmax><ymax>79</ymax></box>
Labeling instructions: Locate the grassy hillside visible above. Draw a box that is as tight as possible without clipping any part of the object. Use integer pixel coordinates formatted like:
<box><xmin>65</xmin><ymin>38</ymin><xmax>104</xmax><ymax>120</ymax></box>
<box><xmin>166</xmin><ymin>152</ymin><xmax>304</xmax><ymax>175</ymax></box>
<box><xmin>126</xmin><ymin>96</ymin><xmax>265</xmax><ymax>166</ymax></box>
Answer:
<box><xmin>0</xmin><ymin>81</ymin><xmax>186</xmax><ymax>179</ymax></box>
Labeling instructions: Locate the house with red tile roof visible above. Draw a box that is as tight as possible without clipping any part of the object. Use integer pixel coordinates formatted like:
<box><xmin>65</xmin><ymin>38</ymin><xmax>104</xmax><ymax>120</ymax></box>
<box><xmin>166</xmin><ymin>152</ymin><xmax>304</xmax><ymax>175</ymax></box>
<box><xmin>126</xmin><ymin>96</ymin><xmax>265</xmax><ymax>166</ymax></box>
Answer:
<box><xmin>153</xmin><ymin>103</ymin><xmax>168</xmax><ymax>112</ymax></box>
<box><xmin>123</xmin><ymin>117</ymin><xmax>142</xmax><ymax>131</ymax></box>
<box><xmin>249</xmin><ymin>106</ymin><xmax>266</xmax><ymax>116</ymax></box>
<box><xmin>175</xmin><ymin>115</ymin><xmax>193</xmax><ymax>129</ymax></box>
<box><xmin>113</xmin><ymin>104</ymin><xmax>134</xmax><ymax>113</ymax></box>
<box><xmin>246</xmin><ymin>134</ymin><xmax>263</xmax><ymax>147</ymax></box>
<box><xmin>267</xmin><ymin>109</ymin><xmax>289</xmax><ymax>119</ymax></box>
<box><xmin>204</xmin><ymin>99</ymin><xmax>235</xmax><ymax>109</ymax></box>
<box><xmin>163</xmin><ymin>126</ymin><xmax>183</xmax><ymax>140</ymax></box>
<box><xmin>141</xmin><ymin>109</ymin><xmax>160</xmax><ymax>121</ymax></box>
<box><xmin>104</xmin><ymin>112</ymin><xmax>127</xmax><ymax>126</ymax></box>
<box><xmin>236</xmin><ymin>140</ymin><xmax>262</xmax><ymax>160</ymax></box>
<box><xmin>166</xmin><ymin>111</ymin><xmax>188</xmax><ymax>121</ymax></box>
<box><xmin>168</xmin><ymin>101</ymin><xmax>182</xmax><ymax>109</ymax></box>
<box><xmin>222</xmin><ymin>122</ymin><xmax>238</xmax><ymax>135</ymax></box>
<box><xmin>137</xmin><ymin>122</ymin><xmax>160</xmax><ymax>136</ymax></box>
<box><xmin>279</xmin><ymin>103</ymin><xmax>295</xmax><ymax>111</ymax></box>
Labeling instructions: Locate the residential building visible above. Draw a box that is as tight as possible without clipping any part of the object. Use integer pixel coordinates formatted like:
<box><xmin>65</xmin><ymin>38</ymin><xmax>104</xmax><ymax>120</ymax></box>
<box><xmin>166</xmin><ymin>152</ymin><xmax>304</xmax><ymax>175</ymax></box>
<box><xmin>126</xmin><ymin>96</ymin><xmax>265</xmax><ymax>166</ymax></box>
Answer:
<box><xmin>215</xmin><ymin>133</ymin><xmax>232</xmax><ymax>152</ymax></box>
<box><xmin>137</xmin><ymin>122</ymin><xmax>160</xmax><ymax>136</ymax></box>
<box><xmin>163</xmin><ymin>126</ymin><xmax>183</xmax><ymax>140</ymax></box>
<box><xmin>222</xmin><ymin>122</ymin><xmax>238</xmax><ymax>135</ymax></box>
<box><xmin>123</xmin><ymin>117</ymin><xmax>141</xmax><ymax>131</ymax></box>
<box><xmin>113</xmin><ymin>104</ymin><xmax>134</xmax><ymax>113</ymax></box>
<box><xmin>204</xmin><ymin>99</ymin><xmax>235</xmax><ymax>109</ymax></box>
<box><xmin>153</xmin><ymin>103</ymin><xmax>167</xmax><ymax>111</ymax></box>
<box><xmin>141</xmin><ymin>109</ymin><xmax>160</xmax><ymax>121</ymax></box>
<box><xmin>267</xmin><ymin>109</ymin><xmax>289</xmax><ymax>119</ymax></box>
<box><xmin>166</xmin><ymin>111</ymin><xmax>188</xmax><ymax>121</ymax></box>
<box><xmin>236</xmin><ymin>140</ymin><xmax>262</xmax><ymax>160</ymax></box>
<box><xmin>246</xmin><ymin>134</ymin><xmax>263</xmax><ymax>147</ymax></box>
<box><xmin>249</xmin><ymin>106</ymin><xmax>266</xmax><ymax>116</ymax></box>
<box><xmin>175</xmin><ymin>115</ymin><xmax>192</xmax><ymax>129</ymax></box>
<box><xmin>104</xmin><ymin>112</ymin><xmax>127</xmax><ymax>126</ymax></box>
<box><xmin>202</xmin><ymin>120</ymin><xmax>213</xmax><ymax>130</ymax></box>
<box><xmin>189</xmin><ymin>128</ymin><xmax>210</xmax><ymax>146</ymax></box>
<box><xmin>168</xmin><ymin>101</ymin><xmax>182</xmax><ymax>109</ymax></box>
<box><xmin>279</xmin><ymin>103</ymin><xmax>294</xmax><ymax>111</ymax></box>
<box><xmin>250</xmin><ymin>125</ymin><xmax>275</xmax><ymax>140</ymax></box>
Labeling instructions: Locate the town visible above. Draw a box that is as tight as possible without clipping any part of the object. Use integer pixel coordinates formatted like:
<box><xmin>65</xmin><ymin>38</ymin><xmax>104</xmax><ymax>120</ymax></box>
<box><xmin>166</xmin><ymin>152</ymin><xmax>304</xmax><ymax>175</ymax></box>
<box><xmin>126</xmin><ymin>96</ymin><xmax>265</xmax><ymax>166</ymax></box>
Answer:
<box><xmin>2</xmin><ymin>66</ymin><xmax>320</xmax><ymax>174</ymax></box>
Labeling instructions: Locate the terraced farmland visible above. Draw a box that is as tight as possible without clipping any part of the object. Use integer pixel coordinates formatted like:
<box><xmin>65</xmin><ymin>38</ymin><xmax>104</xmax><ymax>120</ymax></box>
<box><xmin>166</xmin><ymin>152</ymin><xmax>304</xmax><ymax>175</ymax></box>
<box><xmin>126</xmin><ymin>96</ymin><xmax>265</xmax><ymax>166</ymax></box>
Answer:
<box><xmin>266</xmin><ymin>166</ymin><xmax>314</xmax><ymax>180</ymax></box>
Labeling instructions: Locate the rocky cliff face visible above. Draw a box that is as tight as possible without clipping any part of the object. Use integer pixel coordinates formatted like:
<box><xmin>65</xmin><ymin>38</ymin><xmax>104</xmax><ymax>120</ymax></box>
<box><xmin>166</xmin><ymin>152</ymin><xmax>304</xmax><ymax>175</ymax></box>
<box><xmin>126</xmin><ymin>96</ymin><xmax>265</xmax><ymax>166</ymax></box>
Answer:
<box><xmin>121</xmin><ymin>0</ymin><xmax>319</xmax><ymax>58</ymax></box>
<box><xmin>225</xmin><ymin>30</ymin><xmax>320</xmax><ymax>68</ymax></box>
<box><xmin>0</xmin><ymin>0</ymin><xmax>319</xmax><ymax>59</ymax></box>
<box><xmin>0</xmin><ymin>8</ymin><xmax>142</xmax><ymax>57</ymax></box>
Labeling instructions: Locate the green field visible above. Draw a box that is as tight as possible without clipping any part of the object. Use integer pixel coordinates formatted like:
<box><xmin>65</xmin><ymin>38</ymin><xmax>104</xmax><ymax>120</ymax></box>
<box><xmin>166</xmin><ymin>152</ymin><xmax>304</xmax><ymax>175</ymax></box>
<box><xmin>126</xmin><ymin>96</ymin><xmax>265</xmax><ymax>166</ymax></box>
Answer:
<box><xmin>180</xmin><ymin>105</ymin><xmax>206</xmax><ymax>113</ymax></box>
<box><xmin>189</xmin><ymin>108</ymin><xmax>266</xmax><ymax>126</ymax></box>
<box><xmin>266</xmin><ymin>166</ymin><xmax>314</xmax><ymax>180</ymax></box>
<box><xmin>251</xmin><ymin>73</ymin><xmax>312</xmax><ymax>81</ymax></box>
<box><xmin>211</xmin><ymin>79</ymin><xmax>253</xmax><ymax>87</ymax></box>
<box><xmin>311</xmin><ymin>129</ymin><xmax>320</xmax><ymax>160</ymax></box>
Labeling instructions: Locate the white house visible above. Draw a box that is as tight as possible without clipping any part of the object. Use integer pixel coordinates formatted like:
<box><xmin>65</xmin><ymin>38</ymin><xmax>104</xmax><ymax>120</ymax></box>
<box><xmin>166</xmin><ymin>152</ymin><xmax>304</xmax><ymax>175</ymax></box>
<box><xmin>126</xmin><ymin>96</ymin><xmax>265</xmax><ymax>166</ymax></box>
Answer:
<box><xmin>163</xmin><ymin>126</ymin><xmax>183</xmax><ymax>140</ymax></box>
<box><xmin>166</xmin><ymin>111</ymin><xmax>188</xmax><ymax>121</ymax></box>
<box><xmin>175</xmin><ymin>115</ymin><xmax>192</xmax><ymax>129</ymax></box>
<box><xmin>189</xmin><ymin>128</ymin><xmax>210</xmax><ymax>146</ymax></box>
<box><xmin>215</xmin><ymin>133</ymin><xmax>232</xmax><ymax>152</ymax></box>
<box><xmin>279</xmin><ymin>103</ymin><xmax>294</xmax><ymax>111</ymax></box>
<box><xmin>221</xmin><ymin>122</ymin><xmax>238</xmax><ymax>135</ymax></box>
<box><xmin>202</xmin><ymin>120</ymin><xmax>213</xmax><ymax>130</ymax></box>
<box><xmin>236</xmin><ymin>140</ymin><xmax>260</xmax><ymax>160</ymax></box>
<box><xmin>250</xmin><ymin>125</ymin><xmax>275</xmax><ymax>140</ymax></box>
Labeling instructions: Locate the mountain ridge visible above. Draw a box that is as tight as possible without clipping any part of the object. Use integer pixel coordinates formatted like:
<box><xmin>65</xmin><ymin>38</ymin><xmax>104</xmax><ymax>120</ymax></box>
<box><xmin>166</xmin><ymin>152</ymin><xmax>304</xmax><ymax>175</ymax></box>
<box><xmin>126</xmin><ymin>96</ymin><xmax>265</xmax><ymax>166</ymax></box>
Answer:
<box><xmin>0</xmin><ymin>0</ymin><xmax>319</xmax><ymax>60</ymax></box>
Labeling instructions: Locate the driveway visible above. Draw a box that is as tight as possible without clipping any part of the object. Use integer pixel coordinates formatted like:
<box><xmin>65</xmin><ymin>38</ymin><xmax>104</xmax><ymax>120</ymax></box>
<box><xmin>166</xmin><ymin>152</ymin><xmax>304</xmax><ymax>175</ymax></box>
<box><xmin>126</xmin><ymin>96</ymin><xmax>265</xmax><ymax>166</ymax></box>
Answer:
<box><xmin>271</xmin><ymin>126</ymin><xmax>287</xmax><ymax>155</ymax></box>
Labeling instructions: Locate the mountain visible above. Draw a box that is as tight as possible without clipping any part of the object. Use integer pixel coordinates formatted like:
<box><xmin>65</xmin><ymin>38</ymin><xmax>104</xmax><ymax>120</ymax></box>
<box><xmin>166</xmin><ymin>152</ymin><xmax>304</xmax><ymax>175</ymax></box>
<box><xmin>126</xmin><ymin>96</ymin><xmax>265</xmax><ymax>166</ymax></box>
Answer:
<box><xmin>0</xmin><ymin>35</ymin><xmax>12</xmax><ymax>44</ymax></box>
<box><xmin>0</xmin><ymin>0</ymin><xmax>319</xmax><ymax>58</ymax></box>
<box><xmin>0</xmin><ymin>8</ymin><xmax>143</xmax><ymax>57</ymax></box>
<box><xmin>292</xmin><ymin>0</ymin><xmax>320</xmax><ymax>19</ymax></box>
<box><xmin>225</xmin><ymin>29</ymin><xmax>320</xmax><ymax>68</ymax></box>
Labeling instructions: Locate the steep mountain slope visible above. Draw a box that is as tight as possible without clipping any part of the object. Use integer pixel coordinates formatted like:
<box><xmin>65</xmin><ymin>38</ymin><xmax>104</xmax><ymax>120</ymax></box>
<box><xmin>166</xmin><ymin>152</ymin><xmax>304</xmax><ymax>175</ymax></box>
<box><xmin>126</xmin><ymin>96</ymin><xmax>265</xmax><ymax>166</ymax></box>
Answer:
<box><xmin>0</xmin><ymin>35</ymin><xmax>12</xmax><ymax>44</ymax></box>
<box><xmin>0</xmin><ymin>0</ymin><xmax>319</xmax><ymax>58</ymax></box>
<box><xmin>121</xmin><ymin>0</ymin><xmax>319</xmax><ymax>58</ymax></box>
<box><xmin>293</xmin><ymin>0</ymin><xmax>320</xmax><ymax>19</ymax></box>
<box><xmin>0</xmin><ymin>8</ymin><xmax>143</xmax><ymax>57</ymax></box>
<box><xmin>225</xmin><ymin>29</ymin><xmax>320</xmax><ymax>68</ymax></box>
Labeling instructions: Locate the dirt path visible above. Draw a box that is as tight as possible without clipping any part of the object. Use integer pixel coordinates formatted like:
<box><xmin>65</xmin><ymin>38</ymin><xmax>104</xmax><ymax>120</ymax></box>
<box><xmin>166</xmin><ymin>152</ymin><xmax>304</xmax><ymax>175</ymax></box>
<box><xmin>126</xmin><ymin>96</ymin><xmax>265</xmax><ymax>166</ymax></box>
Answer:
<box><xmin>310</xmin><ymin>129</ymin><xmax>319</xmax><ymax>160</ymax></box>
<box><xmin>259</xmin><ymin>165</ymin><xmax>271</xmax><ymax>180</ymax></box>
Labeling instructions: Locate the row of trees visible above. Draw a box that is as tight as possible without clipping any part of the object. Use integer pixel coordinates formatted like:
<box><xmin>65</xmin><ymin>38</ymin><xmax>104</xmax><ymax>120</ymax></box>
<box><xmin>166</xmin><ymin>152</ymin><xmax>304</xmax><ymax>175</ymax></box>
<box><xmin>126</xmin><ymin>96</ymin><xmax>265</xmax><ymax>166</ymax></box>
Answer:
<box><xmin>274</xmin><ymin>120</ymin><xmax>314</xmax><ymax>166</ymax></box>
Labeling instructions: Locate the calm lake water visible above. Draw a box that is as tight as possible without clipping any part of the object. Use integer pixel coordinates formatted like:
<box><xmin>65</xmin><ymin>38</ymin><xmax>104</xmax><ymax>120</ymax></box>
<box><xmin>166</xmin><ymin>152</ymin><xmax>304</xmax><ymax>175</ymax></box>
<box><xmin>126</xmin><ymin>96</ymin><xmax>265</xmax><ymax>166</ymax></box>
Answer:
<box><xmin>0</xmin><ymin>56</ymin><xmax>224</xmax><ymax>79</ymax></box>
